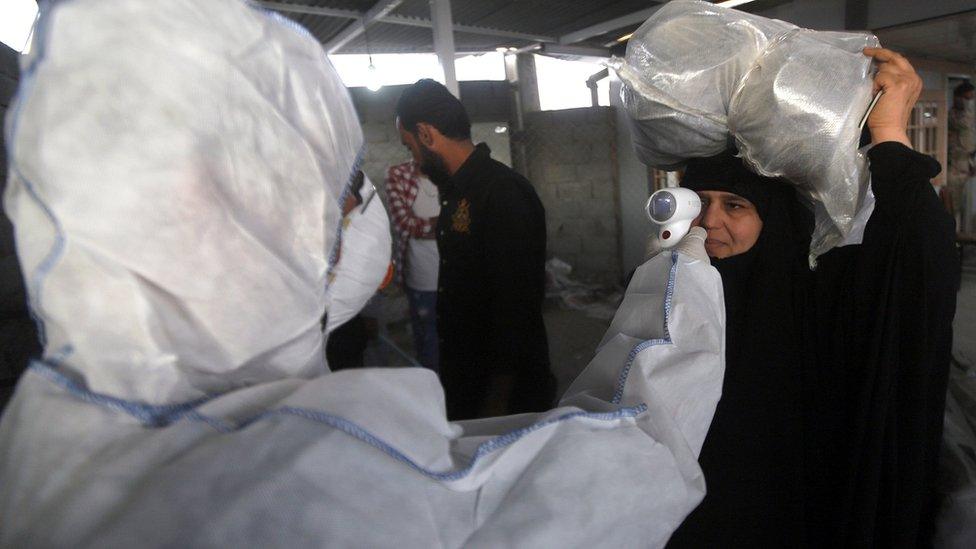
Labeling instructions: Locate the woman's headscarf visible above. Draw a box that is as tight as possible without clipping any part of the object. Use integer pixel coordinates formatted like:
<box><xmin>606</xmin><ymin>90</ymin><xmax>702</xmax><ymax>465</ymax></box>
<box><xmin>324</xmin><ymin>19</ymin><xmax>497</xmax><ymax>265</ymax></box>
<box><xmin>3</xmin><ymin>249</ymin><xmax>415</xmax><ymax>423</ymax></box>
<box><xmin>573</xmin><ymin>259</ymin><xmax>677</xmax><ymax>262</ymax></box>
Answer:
<box><xmin>668</xmin><ymin>151</ymin><xmax>814</xmax><ymax>546</ymax></box>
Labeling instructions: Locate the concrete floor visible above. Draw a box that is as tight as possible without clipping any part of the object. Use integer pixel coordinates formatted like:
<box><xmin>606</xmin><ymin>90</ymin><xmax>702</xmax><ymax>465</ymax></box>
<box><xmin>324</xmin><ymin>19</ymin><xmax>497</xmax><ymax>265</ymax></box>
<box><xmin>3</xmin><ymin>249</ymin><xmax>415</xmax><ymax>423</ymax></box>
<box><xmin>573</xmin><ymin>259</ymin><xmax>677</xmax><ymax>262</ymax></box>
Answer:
<box><xmin>364</xmin><ymin>295</ymin><xmax>612</xmax><ymax>411</ymax></box>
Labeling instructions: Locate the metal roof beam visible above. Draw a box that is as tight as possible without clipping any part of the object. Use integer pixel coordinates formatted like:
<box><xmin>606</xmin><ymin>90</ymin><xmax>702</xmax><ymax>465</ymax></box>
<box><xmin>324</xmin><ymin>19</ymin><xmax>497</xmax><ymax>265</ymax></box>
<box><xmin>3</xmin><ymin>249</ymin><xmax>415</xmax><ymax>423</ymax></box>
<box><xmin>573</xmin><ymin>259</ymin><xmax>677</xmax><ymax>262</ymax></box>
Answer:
<box><xmin>558</xmin><ymin>4</ymin><xmax>664</xmax><ymax>45</ymax></box>
<box><xmin>323</xmin><ymin>0</ymin><xmax>406</xmax><ymax>54</ymax></box>
<box><xmin>256</xmin><ymin>2</ymin><xmax>556</xmax><ymax>45</ymax></box>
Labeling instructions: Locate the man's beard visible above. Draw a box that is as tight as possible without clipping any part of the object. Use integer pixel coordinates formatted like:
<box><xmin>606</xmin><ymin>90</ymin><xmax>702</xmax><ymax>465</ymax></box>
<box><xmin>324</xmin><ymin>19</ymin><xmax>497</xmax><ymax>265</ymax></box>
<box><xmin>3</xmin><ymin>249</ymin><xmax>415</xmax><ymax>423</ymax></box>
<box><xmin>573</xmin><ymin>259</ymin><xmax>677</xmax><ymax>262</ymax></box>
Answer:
<box><xmin>418</xmin><ymin>144</ymin><xmax>451</xmax><ymax>187</ymax></box>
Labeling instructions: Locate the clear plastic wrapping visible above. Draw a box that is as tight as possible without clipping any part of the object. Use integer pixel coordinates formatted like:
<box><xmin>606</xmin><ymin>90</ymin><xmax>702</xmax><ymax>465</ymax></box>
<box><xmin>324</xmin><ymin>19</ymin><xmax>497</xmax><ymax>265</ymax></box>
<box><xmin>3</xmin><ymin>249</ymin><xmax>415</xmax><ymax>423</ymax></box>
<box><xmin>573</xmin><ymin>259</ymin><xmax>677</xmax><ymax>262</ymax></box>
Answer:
<box><xmin>612</xmin><ymin>0</ymin><xmax>879</xmax><ymax>259</ymax></box>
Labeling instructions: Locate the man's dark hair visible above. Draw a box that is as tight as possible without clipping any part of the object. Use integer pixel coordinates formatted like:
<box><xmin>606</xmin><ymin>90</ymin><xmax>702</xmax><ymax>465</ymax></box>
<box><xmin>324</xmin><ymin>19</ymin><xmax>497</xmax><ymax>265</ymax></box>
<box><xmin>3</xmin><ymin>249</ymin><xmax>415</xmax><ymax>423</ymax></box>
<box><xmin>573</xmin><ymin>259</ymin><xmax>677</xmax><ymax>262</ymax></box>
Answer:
<box><xmin>395</xmin><ymin>79</ymin><xmax>471</xmax><ymax>140</ymax></box>
<box><xmin>955</xmin><ymin>80</ymin><xmax>975</xmax><ymax>97</ymax></box>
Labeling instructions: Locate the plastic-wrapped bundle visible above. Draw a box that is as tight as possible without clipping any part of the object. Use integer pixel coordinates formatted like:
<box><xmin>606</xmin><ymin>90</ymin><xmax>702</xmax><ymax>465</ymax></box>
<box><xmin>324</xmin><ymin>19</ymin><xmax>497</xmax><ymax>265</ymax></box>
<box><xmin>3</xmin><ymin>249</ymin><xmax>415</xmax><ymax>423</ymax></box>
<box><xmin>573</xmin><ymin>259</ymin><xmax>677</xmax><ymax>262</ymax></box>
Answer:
<box><xmin>613</xmin><ymin>0</ymin><xmax>879</xmax><ymax>259</ymax></box>
<box><xmin>612</xmin><ymin>1</ymin><xmax>793</xmax><ymax>169</ymax></box>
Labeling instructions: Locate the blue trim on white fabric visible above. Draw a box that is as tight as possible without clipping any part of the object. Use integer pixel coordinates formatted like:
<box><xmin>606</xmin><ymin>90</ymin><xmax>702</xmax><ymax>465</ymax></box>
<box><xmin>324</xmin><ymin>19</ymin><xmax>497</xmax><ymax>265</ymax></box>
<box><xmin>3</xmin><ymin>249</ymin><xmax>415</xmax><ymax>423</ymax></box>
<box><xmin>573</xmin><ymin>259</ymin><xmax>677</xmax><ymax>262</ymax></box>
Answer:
<box><xmin>610</xmin><ymin>252</ymin><xmax>679</xmax><ymax>405</ymax></box>
<box><xmin>662</xmin><ymin>251</ymin><xmax>677</xmax><ymax>340</ymax></box>
<box><xmin>4</xmin><ymin>1</ymin><xmax>63</xmax><ymax>346</ymax></box>
<box><xmin>5</xmin><ymin>0</ymin><xmax>368</xmax><ymax>340</ymax></box>
<box><xmin>255</xmin><ymin>4</ymin><xmax>319</xmax><ymax>42</ymax></box>
<box><xmin>11</xmin><ymin>0</ymin><xmax>657</xmax><ymax>485</ymax></box>
<box><xmin>28</xmin><ymin>360</ymin><xmax>646</xmax><ymax>482</ymax></box>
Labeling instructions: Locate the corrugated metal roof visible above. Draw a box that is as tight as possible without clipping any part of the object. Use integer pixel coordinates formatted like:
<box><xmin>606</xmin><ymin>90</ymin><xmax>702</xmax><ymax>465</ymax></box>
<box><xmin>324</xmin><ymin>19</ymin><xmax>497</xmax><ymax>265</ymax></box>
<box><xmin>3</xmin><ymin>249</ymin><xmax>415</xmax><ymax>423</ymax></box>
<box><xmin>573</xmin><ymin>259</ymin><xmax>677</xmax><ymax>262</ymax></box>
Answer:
<box><xmin>269</xmin><ymin>0</ymin><xmax>367</xmax><ymax>44</ymax></box>
<box><xmin>343</xmin><ymin>22</ymin><xmax>434</xmax><ymax>54</ymax></box>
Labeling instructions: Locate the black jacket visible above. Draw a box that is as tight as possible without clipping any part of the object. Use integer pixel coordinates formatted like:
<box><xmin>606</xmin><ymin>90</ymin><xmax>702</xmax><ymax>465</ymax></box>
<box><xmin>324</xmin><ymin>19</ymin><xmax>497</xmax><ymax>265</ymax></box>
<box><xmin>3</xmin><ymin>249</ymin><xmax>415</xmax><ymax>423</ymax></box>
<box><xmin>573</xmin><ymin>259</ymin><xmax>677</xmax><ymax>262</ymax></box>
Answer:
<box><xmin>433</xmin><ymin>143</ymin><xmax>554</xmax><ymax>419</ymax></box>
<box><xmin>807</xmin><ymin>142</ymin><xmax>958</xmax><ymax>547</ymax></box>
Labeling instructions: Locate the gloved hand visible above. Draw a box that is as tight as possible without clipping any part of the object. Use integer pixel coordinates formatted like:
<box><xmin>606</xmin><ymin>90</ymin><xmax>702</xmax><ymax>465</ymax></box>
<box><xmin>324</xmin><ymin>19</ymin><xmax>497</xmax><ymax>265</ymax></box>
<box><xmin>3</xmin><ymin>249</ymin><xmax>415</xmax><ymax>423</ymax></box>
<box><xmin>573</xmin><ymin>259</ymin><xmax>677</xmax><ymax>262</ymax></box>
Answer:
<box><xmin>645</xmin><ymin>226</ymin><xmax>708</xmax><ymax>262</ymax></box>
<box><xmin>674</xmin><ymin>226</ymin><xmax>708</xmax><ymax>261</ymax></box>
<box><xmin>863</xmin><ymin>47</ymin><xmax>922</xmax><ymax>149</ymax></box>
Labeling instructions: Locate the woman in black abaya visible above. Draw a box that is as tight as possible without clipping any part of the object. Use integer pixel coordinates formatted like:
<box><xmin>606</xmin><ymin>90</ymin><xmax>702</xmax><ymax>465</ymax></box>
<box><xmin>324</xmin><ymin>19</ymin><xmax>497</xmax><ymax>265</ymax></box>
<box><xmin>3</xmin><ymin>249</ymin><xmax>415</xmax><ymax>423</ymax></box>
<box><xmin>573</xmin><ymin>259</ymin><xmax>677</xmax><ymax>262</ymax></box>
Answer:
<box><xmin>668</xmin><ymin>47</ymin><xmax>958</xmax><ymax>548</ymax></box>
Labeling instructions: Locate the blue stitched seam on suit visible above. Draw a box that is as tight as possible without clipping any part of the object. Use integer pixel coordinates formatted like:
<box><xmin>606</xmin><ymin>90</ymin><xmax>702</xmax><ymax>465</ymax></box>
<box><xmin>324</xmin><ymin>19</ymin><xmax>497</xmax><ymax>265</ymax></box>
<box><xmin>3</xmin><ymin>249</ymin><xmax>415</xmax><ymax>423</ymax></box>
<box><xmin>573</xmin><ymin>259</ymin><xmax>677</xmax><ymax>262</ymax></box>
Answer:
<box><xmin>14</xmin><ymin>0</ymin><xmax>654</xmax><ymax>484</ymax></box>
<box><xmin>4</xmin><ymin>0</ymin><xmax>65</xmax><ymax>346</ymax></box>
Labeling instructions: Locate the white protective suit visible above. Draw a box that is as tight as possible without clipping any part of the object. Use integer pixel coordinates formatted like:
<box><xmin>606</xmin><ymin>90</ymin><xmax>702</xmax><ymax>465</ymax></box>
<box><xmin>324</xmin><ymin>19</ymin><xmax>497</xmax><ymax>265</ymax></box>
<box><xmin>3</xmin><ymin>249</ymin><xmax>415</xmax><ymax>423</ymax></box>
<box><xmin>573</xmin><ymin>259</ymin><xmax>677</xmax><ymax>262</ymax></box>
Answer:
<box><xmin>0</xmin><ymin>1</ymin><xmax>726</xmax><ymax>547</ymax></box>
<box><xmin>612</xmin><ymin>0</ymin><xmax>879</xmax><ymax>262</ymax></box>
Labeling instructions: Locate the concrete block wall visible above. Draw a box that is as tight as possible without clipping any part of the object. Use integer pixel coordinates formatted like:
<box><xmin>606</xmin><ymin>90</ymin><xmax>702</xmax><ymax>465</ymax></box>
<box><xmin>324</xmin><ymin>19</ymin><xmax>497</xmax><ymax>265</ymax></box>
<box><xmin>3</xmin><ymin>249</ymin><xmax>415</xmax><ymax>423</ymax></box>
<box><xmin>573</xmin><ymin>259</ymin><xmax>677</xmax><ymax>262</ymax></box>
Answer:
<box><xmin>359</xmin><ymin>119</ymin><xmax>511</xmax><ymax>195</ymax></box>
<box><xmin>523</xmin><ymin>107</ymin><xmax>622</xmax><ymax>285</ymax></box>
<box><xmin>349</xmin><ymin>81</ymin><xmax>512</xmax><ymax>201</ymax></box>
<box><xmin>349</xmin><ymin>85</ymin><xmax>623</xmax><ymax>286</ymax></box>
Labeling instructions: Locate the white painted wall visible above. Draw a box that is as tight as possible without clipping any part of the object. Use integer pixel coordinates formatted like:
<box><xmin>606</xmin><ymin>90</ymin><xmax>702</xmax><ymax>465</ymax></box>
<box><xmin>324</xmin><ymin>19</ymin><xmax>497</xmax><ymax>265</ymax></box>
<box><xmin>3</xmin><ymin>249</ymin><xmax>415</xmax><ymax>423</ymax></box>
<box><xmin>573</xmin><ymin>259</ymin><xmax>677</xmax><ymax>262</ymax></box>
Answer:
<box><xmin>752</xmin><ymin>0</ymin><xmax>847</xmax><ymax>30</ymax></box>
<box><xmin>605</xmin><ymin>0</ymin><xmax>976</xmax><ymax>275</ymax></box>
<box><xmin>867</xmin><ymin>0</ymin><xmax>976</xmax><ymax>29</ymax></box>
<box><xmin>610</xmin><ymin>79</ymin><xmax>653</xmax><ymax>276</ymax></box>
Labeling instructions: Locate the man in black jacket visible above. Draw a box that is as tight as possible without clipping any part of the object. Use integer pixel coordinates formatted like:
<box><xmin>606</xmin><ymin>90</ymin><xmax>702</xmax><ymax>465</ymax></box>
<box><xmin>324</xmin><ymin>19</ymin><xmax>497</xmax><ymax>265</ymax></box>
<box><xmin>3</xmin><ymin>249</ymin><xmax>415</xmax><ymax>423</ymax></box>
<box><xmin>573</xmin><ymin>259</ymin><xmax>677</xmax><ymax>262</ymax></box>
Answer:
<box><xmin>0</xmin><ymin>42</ymin><xmax>41</xmax><ymax>412</ymax></box>
<box><xmin>395</xmin><ymin>79</ymin><xmax>555</xmax><ymax>420</ymax></box>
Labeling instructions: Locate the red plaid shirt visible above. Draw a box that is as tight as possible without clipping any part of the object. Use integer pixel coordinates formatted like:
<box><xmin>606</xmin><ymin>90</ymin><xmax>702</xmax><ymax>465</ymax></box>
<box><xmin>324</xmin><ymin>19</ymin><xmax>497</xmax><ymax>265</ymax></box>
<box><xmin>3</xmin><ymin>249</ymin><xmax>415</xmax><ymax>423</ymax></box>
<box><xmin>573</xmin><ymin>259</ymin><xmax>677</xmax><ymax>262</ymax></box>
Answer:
<box><xmin>385</xmin><ymin>160</ymin><xmax>438</xmax><ymax>285</ymax></box>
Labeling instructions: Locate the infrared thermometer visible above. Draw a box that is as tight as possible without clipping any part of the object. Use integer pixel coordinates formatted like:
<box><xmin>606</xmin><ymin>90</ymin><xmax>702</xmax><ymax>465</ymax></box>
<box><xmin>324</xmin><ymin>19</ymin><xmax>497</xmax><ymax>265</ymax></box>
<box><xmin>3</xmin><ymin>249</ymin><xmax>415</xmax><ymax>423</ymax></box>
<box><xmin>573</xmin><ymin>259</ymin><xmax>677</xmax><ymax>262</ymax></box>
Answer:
<box><xmin>645</xmin><ymin>188</ymin><xmax>702</xmax><ymax>248</ymax></box>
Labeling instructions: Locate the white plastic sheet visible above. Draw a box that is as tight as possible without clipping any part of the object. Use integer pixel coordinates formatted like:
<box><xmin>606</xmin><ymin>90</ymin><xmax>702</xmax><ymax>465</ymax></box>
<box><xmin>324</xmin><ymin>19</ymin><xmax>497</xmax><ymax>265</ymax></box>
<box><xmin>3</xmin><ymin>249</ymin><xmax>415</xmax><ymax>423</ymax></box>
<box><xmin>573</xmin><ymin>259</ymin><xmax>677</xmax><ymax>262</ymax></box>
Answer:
<box><xmin>0</xmin><ymin>0</ymin><xmax>726</xmax><ymax>546</ymax></box>
<box><xmin>613</xmin><ymin>0</ymin><xmax>879</xmax><ymax>259</ymax></box>
<box><xmin>937</xmin><ymin>359</ymin><xmax>976</xmax><ymax>548</ymax></box>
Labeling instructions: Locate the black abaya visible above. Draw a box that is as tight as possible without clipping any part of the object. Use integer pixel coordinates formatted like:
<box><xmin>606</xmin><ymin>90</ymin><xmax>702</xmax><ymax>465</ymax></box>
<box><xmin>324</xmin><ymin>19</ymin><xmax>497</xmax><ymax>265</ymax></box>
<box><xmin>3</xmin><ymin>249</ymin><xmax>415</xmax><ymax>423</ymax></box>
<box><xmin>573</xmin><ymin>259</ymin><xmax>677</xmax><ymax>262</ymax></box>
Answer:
<box><xmin>668</xmin><ymin>143</ymin><xmax>957</xmax><ymax>548</ymax></box>
<box><xmin>807</xmin><ymin>142</ymin><xmax>958</xmax><ymax>547</ymax></box>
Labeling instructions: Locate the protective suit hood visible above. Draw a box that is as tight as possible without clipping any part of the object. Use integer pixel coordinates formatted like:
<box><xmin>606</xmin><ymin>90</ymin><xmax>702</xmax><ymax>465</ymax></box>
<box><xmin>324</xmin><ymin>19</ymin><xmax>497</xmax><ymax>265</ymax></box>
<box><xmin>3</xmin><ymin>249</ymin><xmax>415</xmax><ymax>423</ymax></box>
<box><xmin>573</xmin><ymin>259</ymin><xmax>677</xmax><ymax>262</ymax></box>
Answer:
<box><xmin>612</xmin><ymin>0</ymin><xmax>879</xmax><ymax>261</ymax></box>
<box><xmin>5</xmin><ymin>0</ymin><xmax>383</xmax><ymax>403</ymax></box>
<box><xmin>1</xmin><ymin>1</ymin><xmax>727</xmax><ymax>546</ymax></box>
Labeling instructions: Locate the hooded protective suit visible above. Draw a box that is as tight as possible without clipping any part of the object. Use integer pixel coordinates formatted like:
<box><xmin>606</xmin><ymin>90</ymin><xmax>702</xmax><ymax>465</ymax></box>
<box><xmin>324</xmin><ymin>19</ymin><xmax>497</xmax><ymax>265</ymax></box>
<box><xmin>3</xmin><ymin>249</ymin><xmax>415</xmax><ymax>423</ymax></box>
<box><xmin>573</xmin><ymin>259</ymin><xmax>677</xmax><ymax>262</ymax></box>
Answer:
<box><xmin>0</xmin><ymin>1</ymin><xmax>726</xmax><ymax>546</ymax></box>
<box><xmin>612</xmin><ymin>0</ymin><xmax>879</xmax><ymax>262</ymax></box>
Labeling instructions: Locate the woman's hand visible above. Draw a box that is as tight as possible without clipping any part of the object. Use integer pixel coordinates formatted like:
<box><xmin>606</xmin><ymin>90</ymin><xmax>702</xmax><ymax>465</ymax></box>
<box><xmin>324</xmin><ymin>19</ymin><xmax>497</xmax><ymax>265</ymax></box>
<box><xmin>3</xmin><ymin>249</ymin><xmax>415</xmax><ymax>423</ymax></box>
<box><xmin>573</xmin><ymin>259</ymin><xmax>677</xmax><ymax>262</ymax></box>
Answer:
<box><xmin>863</xmin><ymin>47</ymin><xmax>923</xmax><ymax>148</ymax></box>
